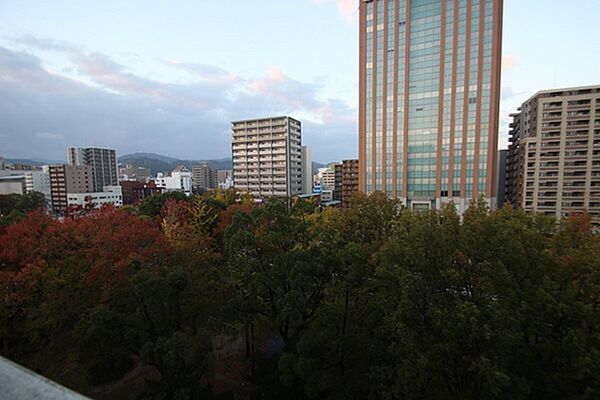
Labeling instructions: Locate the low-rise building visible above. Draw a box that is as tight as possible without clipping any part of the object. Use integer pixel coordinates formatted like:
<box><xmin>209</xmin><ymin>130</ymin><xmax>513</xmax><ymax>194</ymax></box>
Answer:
<box><xmin>118</xmin><ymin>164</ymin><xmax>150</xmax><ymax>182</ymax></box>
<box><xmin>67</xmin><ymin>186</ymin><xmax>123</xmax><ymax>209</ymax></box>
<box><xmin>120</xmin><ymin>180</ymin><xmax>163</xmax><ymax>205</ymax></box>
<box><xmin>0</xmin><ymin>176</ymin><xmax>26</xmax><ymax>195</ymax></box>
<box><xmin>154</xmin><ymin>166</ymin><xmax>192</xmax><ymax>195</ymax></box>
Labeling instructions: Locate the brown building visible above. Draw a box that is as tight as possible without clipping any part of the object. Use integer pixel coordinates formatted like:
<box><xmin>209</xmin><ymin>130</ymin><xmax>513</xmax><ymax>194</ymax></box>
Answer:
<box><xmin>48</xmin><ymin>164</ymin><xmax>92</xmax><ymax>214</ymax></box>
<box><xmin>341</xmin><ymin>159</ymin><xmax>359</xmax><ymax>208</ymax></box>
<box><xmin>505</xmin><ymin>85</ymin><xmax>600</xmax><ymax>224</ymax></box>
<box><xmin>359</xmin><ymin>0</ymin><xmax>503</xmax><ymax>212</ymax></box>
<box><xmin>120</xmin><ymin>180</ymin><xmax>163</xmax><ymax>205</ymax></box>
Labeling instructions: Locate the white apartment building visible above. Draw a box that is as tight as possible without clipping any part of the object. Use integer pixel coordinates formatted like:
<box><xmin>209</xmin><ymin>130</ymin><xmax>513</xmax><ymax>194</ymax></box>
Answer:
<box><xmin>232</xmin><ymin>116</ymin><xmax>302</xmax><ymax>198</ymax></box>
<box><xmin>154</xmin><ymin>166</ymin><xmax>192</xmax><ymax>196</ymax></box>
<box><xmin>67</xmin><ymin>186</ymin><xmax>123</xmax><ymax>208</ymax></box>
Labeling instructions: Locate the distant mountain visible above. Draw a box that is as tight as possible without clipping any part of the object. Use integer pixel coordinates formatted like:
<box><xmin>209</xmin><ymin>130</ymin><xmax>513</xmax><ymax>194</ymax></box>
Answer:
<box><xmin>119</xmin><ymin>152</ymin><xmax>179</xmax><ymax>164</ymax></box>
<box><xmin>5</xmin><ymin>158</ymin><xmax>62</xmax><ymax>166</ymax></box>
<box><xmin>311</xmin><ymin>161</ymin><xmax>325</xmax><ymax>177</ymax></box>
<box><xmin>118</xmin><ymin>153</ymin><xmax>232</xmax><ymax>176</ymax></box>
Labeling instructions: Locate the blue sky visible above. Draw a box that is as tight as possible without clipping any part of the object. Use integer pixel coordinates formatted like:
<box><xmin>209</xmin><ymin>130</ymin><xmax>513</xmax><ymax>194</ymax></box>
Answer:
<box><xmin>0</xmin><ymin>0</ymin><xmax>599</xmax><ymax>163</ymax></box>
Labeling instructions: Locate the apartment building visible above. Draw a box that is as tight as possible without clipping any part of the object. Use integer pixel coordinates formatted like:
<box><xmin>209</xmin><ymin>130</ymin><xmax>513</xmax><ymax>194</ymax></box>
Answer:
<box><xmin>359</xmin><ymin>0</ymin><xmax>503</xmax><ymax>212</ymax></box>
<box><xmin>48</xmin><ymin>164</ymin><xmax>93</xmax><ymax>214</ymax></box>
<box><xmin>505</xmin><ymin>85</ymin><xmax>600</xmax><ymax>224</ymax></box>
<box><xmin>232</xmin><ymin>116</ymin><xmax>302</xmax><ymax>198</ymax></box>
<box><xmin>342</xmin><ymin>159</ymin><xmax>359</xmax><ymax>208</ymax></box>
<box><xmin>192</xmin><ymin>162</ymin><xmax>218</xmax><ymax>190</ymax></box>
<box><xmin>67</xmin><ymin>147</ymin><xmax>118</xmax><ymax>192</ymax></box>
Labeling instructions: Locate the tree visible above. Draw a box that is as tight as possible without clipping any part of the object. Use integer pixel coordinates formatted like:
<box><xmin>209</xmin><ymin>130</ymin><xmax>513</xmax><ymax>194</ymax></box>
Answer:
<box><xmin>138</xmin><ymin>191</ymin><xmax>189</xmax><ymax>218</ymax></box>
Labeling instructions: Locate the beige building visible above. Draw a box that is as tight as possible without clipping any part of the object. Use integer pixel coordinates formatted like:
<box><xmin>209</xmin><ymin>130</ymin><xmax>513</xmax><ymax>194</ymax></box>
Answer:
<box><xmin>192</xmin><ymin>162</ymin><xmax>217</xmax><ymax>190</ymax></box>
<box><xmin>232</xmin><ymin>116</ymin><xmax>302</xmax><ymax>198</ymax></box>
<box><xmin>506</xmin><ymin>85</ymin><xmax>600</xmax><ymax>224</ymax></box>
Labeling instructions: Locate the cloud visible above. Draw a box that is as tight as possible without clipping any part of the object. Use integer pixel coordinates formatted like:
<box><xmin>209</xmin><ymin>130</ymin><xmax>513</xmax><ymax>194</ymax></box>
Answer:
<box><xmin>163</xmin><ymin>61</ymin><xmax>241</xmax><ymax>86</ymax></box>
<box><xmin>501</xmin><ymin>86</ymin><xmax>529</xmax><ymax>101</ymax></box>
<box><xmin>10</xmin><ymin>34</ymin><xmax>81</xmax><ymax>55</ymax></box>
<box><xmin>0</xmin><ymin>42</ymin><xmax>357</xmax><ymax>163</ymax></box>
<box><xmin>502</xmin><ymin>55</ymin><xmax>518</xmax><ymax>73</ymax></box>
<box><xmin>35</xmin><ymin>132</ymin><xmax>65</xmax><ymax>141</ymax></box>
<box><xmin>312</xmin><ymin>0</ymin><xmax>356</xmax><ymax>24</ymax></box>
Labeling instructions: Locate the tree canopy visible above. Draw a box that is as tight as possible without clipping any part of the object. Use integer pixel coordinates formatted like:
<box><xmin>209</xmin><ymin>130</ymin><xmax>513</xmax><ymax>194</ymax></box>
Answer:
<box><xmin>0</xmin><ymin>193</ymin><xmax>599</xmax><ymax>399</ymax></box>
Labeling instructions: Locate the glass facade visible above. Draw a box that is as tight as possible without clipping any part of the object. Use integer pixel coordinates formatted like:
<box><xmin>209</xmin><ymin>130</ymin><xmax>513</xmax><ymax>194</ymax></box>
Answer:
<box><xmin>360</xmin><ymin>0</ymin><xmax>501</xmax><ymax>208</ymax></box>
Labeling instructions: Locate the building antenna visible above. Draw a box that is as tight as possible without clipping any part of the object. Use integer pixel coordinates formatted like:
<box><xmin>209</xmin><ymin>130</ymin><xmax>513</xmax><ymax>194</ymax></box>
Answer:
<box><xmin>553</xmin><ymin>65</ymin><xmax>557</xmax><ymax>88</ymax></box>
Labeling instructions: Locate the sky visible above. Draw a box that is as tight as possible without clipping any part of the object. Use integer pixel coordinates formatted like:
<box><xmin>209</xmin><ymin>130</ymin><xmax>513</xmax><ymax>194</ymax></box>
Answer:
<box><xmin>0</xmin><ymin>0</ymin><xmax>599</xmax><ymax>163</ymax></box>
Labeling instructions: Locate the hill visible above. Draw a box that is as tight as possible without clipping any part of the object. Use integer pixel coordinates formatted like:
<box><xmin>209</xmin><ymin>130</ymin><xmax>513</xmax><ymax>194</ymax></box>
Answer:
<box><xmin>118</xmin><ymin>153</ymin><xmax>233</xmax><ymax>176</ymax></box>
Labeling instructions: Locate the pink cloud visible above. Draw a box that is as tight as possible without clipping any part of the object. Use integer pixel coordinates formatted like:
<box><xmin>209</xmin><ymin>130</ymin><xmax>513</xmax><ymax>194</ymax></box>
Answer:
<box><xmin>312</xmin><ymin>0</ymin><xmax>356</xmax><ymax>24</ymax></box>
<box><xmin>502</xmin><ymin>55</ymin><xmax>518</xmax><ymax>73</ymax></box>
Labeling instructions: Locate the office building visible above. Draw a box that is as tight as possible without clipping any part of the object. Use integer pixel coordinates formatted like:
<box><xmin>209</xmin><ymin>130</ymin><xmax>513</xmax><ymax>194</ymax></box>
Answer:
<box><xmin>48</xmin><ymin>165</ymin><xmax>93</xmax><ymax>214</ymax></box>
<box><xmin>120</xmin><ymin>180</ymin><xmax>163</xmax><ymax>205</ymax></box>
<box><xmin>0</xmin><ymin>176</ymin><xmax>25</xmax><ymax>196</ymax></box>
<box><xmin>301</xmin><ymin>146</ymin><xmax>313</xmax><ymax>194</ymax></box>
<box><xmin>505</xmin><ymin>85</ymin><xmax>600</xmax><ymax>224</ymax></box>
<box><xmin>154</xmin><ymin>166</ymin><xmax>192</xmax><ymax>195</ymax></box>
<box><xmin>321</xmin><ymin>167</ymin><xmax>336</xmax><ymax>191</ymax></box>
<box><xmin>67</xmin><ymin>186</ymin><xmax>123</xmax><ymax>209</ymax></box>
<box><xmin>359</xmin><ymin>0</ymin><xmax>503</xmax><ymax>212</ymax></box>
<box><xmin>217</xmin><ymin>170</ymin><xmax>233</xmax><ymax>184</ymax></box>
<box><xmin>342</xmin><ymin>159</ymin><xmax>359</xmax><ymax>208</ymax></box>
<box><xmin>67</xmin><ymin>147</ymin><xmax>118</xmax><ymax>192</ymax></box>
<box><xmin>192</xmin><ymin>162</ymin><xmax>218</xmax><ymax>190</ymax></box>
<box><xmin>118</xmin><ymin>164</ymin><xmax>150</xmax><ymax>182</ymax></box>
<box><xmin>232</xmin><ymin>116</ymin><xmax>302</xmax><ymax>198</ymax></box>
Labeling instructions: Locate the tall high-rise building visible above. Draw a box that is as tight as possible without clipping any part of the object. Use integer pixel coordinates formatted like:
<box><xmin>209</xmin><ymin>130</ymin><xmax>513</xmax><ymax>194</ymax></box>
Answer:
<box><xmin>505</xmin><ymin>85</ymin><xmax>600</xmax><ymax>224</ymax></box>
<box><xmin>301</xmin><ymin>146</ymin><xmax>313</xmax><ymax>194</ymax></box>
<box><xmin>359</xmin><ymin>0</ymin><xmax>503</xmax><ymax>211</ymax></box>
<box><xmin>67</xmin><ymin>147</ymin><xmax>118</xmax><ymax>192</ymax></box>
<box><xmin>232</xmin><ymin>116</ymin><xmax>302</xmax><ymax>198</ymax></box>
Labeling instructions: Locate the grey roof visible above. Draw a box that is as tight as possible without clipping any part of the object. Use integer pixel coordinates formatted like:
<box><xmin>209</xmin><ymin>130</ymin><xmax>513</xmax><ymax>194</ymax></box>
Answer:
<box><xmin>0</xmin><ymin>355</ymin><xmax>89</xmax><ymax>399</ymax></box>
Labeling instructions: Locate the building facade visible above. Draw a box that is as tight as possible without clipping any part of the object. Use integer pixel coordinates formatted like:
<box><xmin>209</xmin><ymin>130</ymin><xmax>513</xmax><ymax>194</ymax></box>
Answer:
<box><xmin>118</xmin><ymin>164</ymin><xmax>150</xmax><ymax>182</ymax></box>
<box><xmin>67</xmin><ymin>147</ymin><xmax>118</xmax><ymax>192</ymax></box>
<box><xmin>0</xmin><ymin>176</ymin><xmax>25</xmax><ymax>195</ymax></box>
<box><xmin>232</xmin><ymin>116</ymin><xmax>302</xmax><ymax>198</ymax></box>
<box><xmin>67</xmin><ymin>186</ymin><xmax>123</xmax><ymax>209</ymax></box>
<box><xmin>359</xmin><ymin>0</ymin><xmax>503</xmax><ymax>212</ymax></box>
<box><xmin>342</xmin><ymin>159</ymin><xmax>359</xmax><ymax>208</ymax></box>
<box><xmin>154</xmin><ymin>166</ymin><xmax>192</xmax><ymax>196</ymax></box>
<box><xmin>120</xmin><ymin>180</ymin><xmax>163</xmax><ymax>205</ymax></box>
<box><xmin>505</xmin><ymin>86</ymin><xmax>600</xmax><ymax>224</ymax></box>
<box><xmin>301</xmin><ymin>146</ymin><xmax>313</xmax><ymax>194</ymax></box>
<box><xmin>48</xmin><ymin>165</ymin><xmax>93</xmax><ymax>214</ymax></box>
<box><xmin>192</xmin><ymin>162</ymin><xmax>218</xmax><ymax>190</ymax></box>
